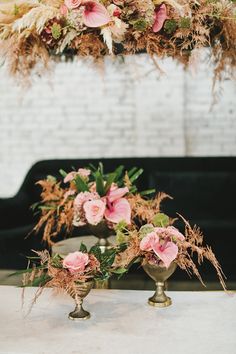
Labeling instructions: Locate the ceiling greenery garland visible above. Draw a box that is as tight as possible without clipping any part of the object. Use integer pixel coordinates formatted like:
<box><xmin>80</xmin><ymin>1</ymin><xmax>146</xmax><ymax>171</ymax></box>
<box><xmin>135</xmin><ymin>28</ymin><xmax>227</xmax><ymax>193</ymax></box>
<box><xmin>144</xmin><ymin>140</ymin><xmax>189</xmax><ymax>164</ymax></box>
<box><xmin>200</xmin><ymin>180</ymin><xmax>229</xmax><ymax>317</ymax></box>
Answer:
<box><xmin>0</xmin><ymin>0</ymin><xmax>235</xmax><ymax>81</ymax></box>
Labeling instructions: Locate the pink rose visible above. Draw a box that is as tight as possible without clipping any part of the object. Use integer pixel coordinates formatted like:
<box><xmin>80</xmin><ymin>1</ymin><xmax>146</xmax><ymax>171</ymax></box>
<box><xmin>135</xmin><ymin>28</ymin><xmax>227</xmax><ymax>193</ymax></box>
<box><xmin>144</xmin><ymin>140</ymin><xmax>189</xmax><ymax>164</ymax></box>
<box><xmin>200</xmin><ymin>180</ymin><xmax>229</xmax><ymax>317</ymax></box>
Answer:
<box><xmin>83</xmin><ymin>199</ymin><xmax>106</xmax><ymax>225</ymax></box>
<box><xmin>74</xmin><ymin>191</ymin><xmax>99</xmax><ymax>208</ymax></box>
<box><xmin>65</xmin><ymin>0</ymin><xmax>81</xmax><ymax>9</ymax></box>
<box><xmin>63</xmin><ymin>251</ymin><xmax>89</xmax><ymax>273</ymax></box>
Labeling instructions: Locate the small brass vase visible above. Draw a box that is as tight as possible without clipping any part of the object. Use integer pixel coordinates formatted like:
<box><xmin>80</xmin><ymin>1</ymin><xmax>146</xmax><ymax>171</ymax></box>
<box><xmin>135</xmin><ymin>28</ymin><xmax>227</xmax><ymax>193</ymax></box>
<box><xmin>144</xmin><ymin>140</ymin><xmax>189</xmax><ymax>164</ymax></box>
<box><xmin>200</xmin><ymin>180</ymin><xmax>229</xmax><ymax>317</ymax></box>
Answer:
<box><xmin>143</xmin><ymin>262</ymin><xmax>177</xmax><ymax>308</ymax></box>
<box><xmin>68</xmin><ymin>280</ymin><xmax>94</xmax><ymax>320</ymax></box>
<box><xmin>88</xmin><ymin>222</ymin><xmax>113</xmax><ymax>252</ymax></box>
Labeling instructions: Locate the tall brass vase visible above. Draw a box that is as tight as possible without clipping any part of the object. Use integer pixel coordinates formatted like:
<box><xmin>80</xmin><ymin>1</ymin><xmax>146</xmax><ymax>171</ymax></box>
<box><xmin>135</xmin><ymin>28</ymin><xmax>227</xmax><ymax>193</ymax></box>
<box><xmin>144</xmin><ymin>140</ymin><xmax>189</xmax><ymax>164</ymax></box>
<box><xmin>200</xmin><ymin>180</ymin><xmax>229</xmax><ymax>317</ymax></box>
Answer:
<box><xmin>143</xmin><ymin>262</ymin><xmax>177</xmax><ymax>308</ymax></box>
<box><xmin>88</xmin><ymin>222</ymin><xmax>113</xmax><ymax>252</ymax></box>
<box><xmin>68</xmin><ymin>280</ymin><xmax>94</xmax><ymax>320</ymax></box>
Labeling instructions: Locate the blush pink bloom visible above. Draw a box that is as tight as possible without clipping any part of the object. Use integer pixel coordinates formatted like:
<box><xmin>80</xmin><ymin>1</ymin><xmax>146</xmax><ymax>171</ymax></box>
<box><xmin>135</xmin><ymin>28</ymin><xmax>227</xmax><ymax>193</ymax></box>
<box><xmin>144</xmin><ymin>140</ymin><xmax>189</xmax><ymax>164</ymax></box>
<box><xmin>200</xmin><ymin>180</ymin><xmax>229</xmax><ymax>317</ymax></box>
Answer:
<box><xmin>83</xmin><ymin>199</ymin><xmax>106</xmax><ymax>225</ymax></box>
<box><xmin>153</xmin><ymin>4</ymin><xmax>167</xmax><ymax>33</ymax></box>
<box><xmin>106</xmin><ymin>186</ymin><xmax>129</xmax><ymax>203</ymax></box>
<box><xmin>140</xmin><ymin>231</ymin><xmax>159</xmax><ymax>252</ymax></box>
<box><xmin>64</xmin><ymin>171</ymin><xmax>77</xmax><ymax>183</ymax></box>
<box><xmin>152</xmin><ymin>240</ymin><xmax>178</xmax><ymax>268</ymax></box>
<box><xmin>60</xmin><ymin>4</ymin><xmax>69</xmax><ymax>15</ymax></box>
<box><xmin>154</xmin><ymin>226</ymin><xmax>185</xmax><ymax>241</ymax></box>
<box><xmin>140</xmin><ymin>232</ymin><xmax>178</xmax><ymax>268</ymax></box>
<box><xmin>74</xmin><ymin>191</ymin><xmax>99</xmax><ymax>208</ymax></box>
<box><xmin>65</xmin><ymin>0</ymin><xmax>81</xmax><ymax>9</ymax></box>
<box><xmin>104</xmin><ymin>198</ymin><xmax>131</xmax><ymax>224</ymax></box>
<box><xmin>78</xmin><ymin>168</ymin><xmax>91</xmax><ymax>178</ymax></box>
<box><xmin>82</xmin><ymin>1</ymin><xmax>110</xmax><ymax>27</ymax></box>
<box><xmin>63</xmin><ymin>251</ymin><xmax>89</xmax><ymax>273</ymax></box>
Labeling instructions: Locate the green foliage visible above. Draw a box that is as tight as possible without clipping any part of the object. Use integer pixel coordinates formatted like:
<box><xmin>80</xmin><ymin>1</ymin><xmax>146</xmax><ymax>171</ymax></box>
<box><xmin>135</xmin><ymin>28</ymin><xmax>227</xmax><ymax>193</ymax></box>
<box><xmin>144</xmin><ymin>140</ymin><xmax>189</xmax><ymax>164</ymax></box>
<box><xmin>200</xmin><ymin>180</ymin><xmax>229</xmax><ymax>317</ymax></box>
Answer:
<box><xmin>140</xmin><ymin>189</ymin><xmax>156</xmax><ymax>196</ymax></box>
<box><xmin>179</xmin><ymin>17</ymin><xmax>191</xmax><ymax>29</ymax></box>
<box><xmin>139</xmin><ymin>224</ymin><xmax>155</xmax><ymax>238</ymax></box>
<box><xmin>79</xmin><ymin>242</ymin><xmax>88</xmax><ymax>253</ymax></box>
<box><xmin>104</xmin><ymin>172</ymin><xmax>116</xmax><ymax>193</ymax></box>
<box><xmin>47</xmin><ymin>175</ymin><xmax>57</xmax><ymax>183</ymax></box>
<box><xmin>51</xmin><ymin>23</ymin><xmax>62</xmax><ymax>40</ymax></box>
<box><xmin>115</xmin><ymin>221</ymin><xmax>129</xmax><ymax>244</ymax></box>
<box><xmin>59</xmin><ymin>169</ymin><xmax>67</xmax><ymax>178</ymax></box>
<box><xmin>74</xmin><ymin>174</ymin><xmax>89</xmax><ymax>192</ymax></box>
<box><xmin>153</xmin><ymin>213</ymin><xmax>170</xmax><ymax>227</ymax></box>
<box><xmin>131</xmin><ymin>19</ymin><xmax>148</xmax><ymax>31</ymax></box>
<box><xmin>164</xmin><ymin>19</ymin><xmax>178</xmax><ymax>34</ymax></box>
<box><xmin>94</xmin><ymin>170</ymin><xmax>105</xmax><ymax>196</ymax></box>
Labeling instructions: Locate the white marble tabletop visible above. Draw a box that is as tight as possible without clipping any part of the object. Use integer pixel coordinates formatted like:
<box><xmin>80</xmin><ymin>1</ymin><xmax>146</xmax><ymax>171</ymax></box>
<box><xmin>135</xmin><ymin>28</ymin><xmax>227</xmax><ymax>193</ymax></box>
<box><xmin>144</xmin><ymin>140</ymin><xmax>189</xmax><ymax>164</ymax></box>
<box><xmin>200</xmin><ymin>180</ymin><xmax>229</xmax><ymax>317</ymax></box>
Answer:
<box><xmin>0</xmin><ymin>286</ymin><xmax>235</xmax><ymax>354</ymax></box>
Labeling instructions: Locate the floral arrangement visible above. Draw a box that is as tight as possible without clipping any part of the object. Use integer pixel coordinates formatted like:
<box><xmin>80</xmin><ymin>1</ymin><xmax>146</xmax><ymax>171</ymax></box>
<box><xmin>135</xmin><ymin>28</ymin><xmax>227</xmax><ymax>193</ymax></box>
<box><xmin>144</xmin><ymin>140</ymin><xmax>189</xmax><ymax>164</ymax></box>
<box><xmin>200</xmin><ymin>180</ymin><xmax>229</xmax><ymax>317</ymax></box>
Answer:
<box><xmin>22</xmin><ymin>242</ymin><xmax>123</xmax><ymax>306</ymax></box>
<box><xmin>114</xmin><ymin>212</ymin><xmax>227</xmax><ymax>290</ymax></box>
<box><xmin>32</xmin><ymin>163</ymin><xmax>152</xmax><ymax>244</ymax></box>
<box><xmin>0</xmin><ymin>0</ymin><xmax>235</xmax><ymax>81</ymax></box>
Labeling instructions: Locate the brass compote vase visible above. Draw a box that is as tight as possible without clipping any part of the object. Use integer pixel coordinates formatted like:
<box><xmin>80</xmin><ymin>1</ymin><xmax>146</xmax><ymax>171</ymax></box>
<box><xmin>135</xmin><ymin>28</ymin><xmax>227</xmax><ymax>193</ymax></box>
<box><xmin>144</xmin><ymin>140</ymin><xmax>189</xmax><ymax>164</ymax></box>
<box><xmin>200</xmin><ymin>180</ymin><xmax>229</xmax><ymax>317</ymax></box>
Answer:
<box><xmin>89</xmin><ymin>222</ymin><xmax>114</xmax><ymax>252</ymax></box>
<box><xmin>68</xmin><ymin>280</ymin><xmax>94</xmax><ymax>320</ymax></box>
<box><xmin>143</xmin><ymin>262</ymin><xmax>177</xmax><ymax>307</ymax></box>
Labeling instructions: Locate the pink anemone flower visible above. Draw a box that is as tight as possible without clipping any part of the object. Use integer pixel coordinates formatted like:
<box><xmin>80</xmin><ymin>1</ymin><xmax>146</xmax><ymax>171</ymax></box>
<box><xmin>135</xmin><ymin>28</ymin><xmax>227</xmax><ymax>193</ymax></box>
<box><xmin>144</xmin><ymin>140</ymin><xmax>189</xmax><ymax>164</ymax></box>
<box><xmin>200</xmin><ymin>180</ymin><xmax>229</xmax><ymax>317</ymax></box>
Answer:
<box><xmin>105</xmin><ymin>198</ymin><xmax>131</xmax><ymax>224</ymax></box>
<box><xmin>82</xmin><ymin>0</ymin><xmax>111</xmax><ymax>27</ymax></box>
<box><xmin>153</xmin><ymin>4</ymin><xmax>167</xmax><ymax>33</ymax></box>
<box><xmin>140</xmin><ymin>232</ymin><xmax>178</xmax><ymax>268</ymax></box>
<box><xmin>104</xmin><ymin>186</ymin><xmax>131</xmax><ymax>224</ymax></box>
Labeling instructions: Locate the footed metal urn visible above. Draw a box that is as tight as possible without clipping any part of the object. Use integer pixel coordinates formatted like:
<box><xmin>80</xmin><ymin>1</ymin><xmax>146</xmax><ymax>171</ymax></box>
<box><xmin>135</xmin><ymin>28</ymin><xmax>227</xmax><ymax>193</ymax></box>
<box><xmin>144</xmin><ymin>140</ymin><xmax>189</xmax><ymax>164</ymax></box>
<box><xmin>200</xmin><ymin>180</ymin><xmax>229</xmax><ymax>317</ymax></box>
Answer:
<box><xmin>143</xmin><ymin>262</ymin><xmax>177</xmax><ymax>308</ymax></box>
<box><xmin>68</xmin><ymin>280</ymin><xmax>94</xmax><ymax>320</ymax></box>
<box><xmin>88</xmin><ymin>222</ymin><xmax>114</xmax><ymax>252</ymax></box>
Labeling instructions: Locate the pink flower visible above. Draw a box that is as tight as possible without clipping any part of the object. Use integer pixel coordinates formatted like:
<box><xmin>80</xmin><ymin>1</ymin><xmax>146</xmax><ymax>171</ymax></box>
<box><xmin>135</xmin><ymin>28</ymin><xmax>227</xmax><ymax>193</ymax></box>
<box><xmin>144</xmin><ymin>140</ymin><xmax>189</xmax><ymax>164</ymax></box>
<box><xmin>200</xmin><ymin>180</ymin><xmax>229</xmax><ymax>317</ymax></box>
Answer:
<box><xmin>83</xmin><ymin>199</ymin><xmax>106</xmax><ymax>225</ymax></box>
<box><xmin>65</xmin><ymin>0</ymin><xmax>81</xmax><ymax>9</ymax></box>
<box><xmin>78</xmin><ymin>168</ymin><xmax>91</xmax><ymax>178</ymax></box>
<box><xmin>74</xmin><ymin>191</ymin><xmax>99</xmax><ymax>208</ymax></box>
<box><xmin>152</xmin><ymin>240</ymin><xmax>178</xmax><ymax>268</ymax></box>
<box><xmin>64</xmin><ymin>171</ymin><xmax>77</xmax><ymax>183</ymax></box>
<box><xmin>104</xmin><ymin>198</ymin><xmax>131</xmax><ymax>224</ymax></box>
<box><xmin>154</xmin><ymin>226</ymin><xmax>185</xmax><ymax>241</ymax></box>
<box><xmin>63</xmin><ymin>251</ymin><xmax>89</xmax><ymax>273</ymax></box>
<box><xmin>167</xmin><ymin>226</ymin><xmax>185</xmax><ymax>241</ymax></box>
<box><xmin>140</xmin><ymin>232</ymin><xmax>178</xmax><ymax>268</ymax></box>
<box><xmin>82</xmin><ymin>1</ymin><xmax>110</xmax><ymax>27</ymax></box>
<box><xmin>106</xmin><ymin>186</ymin><xmax>129</xmax><ymax>203</ymax></box>
<box><xmin>140</xmin><ymin>232</ymin><xmax>159</xmax><ymax>251</ymax></box>
<box><xmin>60</xmin><ymin>4</ymin><xmax>69</xmax><ymax>15</ymax></box>
<box><xmin>153</xmin><ymin>4</ymin><xmax>167</xmax><ymax>33</ymax></box>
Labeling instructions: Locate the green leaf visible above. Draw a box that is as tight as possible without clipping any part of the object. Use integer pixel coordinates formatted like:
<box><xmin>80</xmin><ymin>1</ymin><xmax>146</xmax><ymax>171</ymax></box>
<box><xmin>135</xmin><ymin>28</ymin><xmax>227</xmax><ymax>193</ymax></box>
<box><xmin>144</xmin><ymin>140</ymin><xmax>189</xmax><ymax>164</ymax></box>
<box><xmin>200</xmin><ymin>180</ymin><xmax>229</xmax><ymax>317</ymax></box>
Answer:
<box><xmin>164</xmin><ymin>19</ymin><xmax>178</xmax><ymax>34</ymax></box>
<box><xmin>153</xmin><ymin>213</ymin><xmax>170</xmax><ymax>227</ymax></box>
<box><xmin>74</xmin><ymin>174</ymin><xmax>89</xmax><ymax>192</ymax></box>
<box><xmin>98</xmin><ymin>162</ymin><xmax>104</xmax><ymax>175</ymax></box>
<box><xmin>31</xmin><ymin>274</ymin><xmax>51</xmax><ymax>287</ymax></box>
<box><xmin>139</xmin><ymin>224</ymin><xmax>155</xmax><ymax>238</ymax></box>
<box><xmin>79</xmin><ymin>242</ymin><xmax>87</xmax><ymax>253</ymax></box>
<box><xmin>129</xmin><ymin>168</ymin><xmax>143</xmax><ymax>183</ymax></box>
<box><xmin>130</xmin><ymin>18</ymin><xmax>148</xmax><ymax>31</ymax></box>
<box><xmin>112</xmin><ymin>267</ymin><xmax>127</xmax><ymax>274</ymax></box>
<box><xmin>128</xmin><ymin>167</ymin><xmax>138</xmax><ymax>178</ymax></box>
<box><xmin>140</xmin><ymin>189</ymin><xmax>156</xmax><ymax>196</ymax></box>
<box><xmin>59</xmin><ymin>169</ymin><xmax>67</xmax><ymax>178</ymax></box>
<box><xmin>51</xmin><ymin>23</ymin><xmax>62</xmax><ymax>40</ymax></box>
<box><xmin>114</xmin><ymin>165</ymin><xmax>124</xmax><ymax>182</ymax></box>
<box><xmin>179</xmin><ymin>17</ymin><xmax>191</xmax><ymax>29</ymax></box>
<box><xmin>90</xmin><ymin>245</ymin><xmax>102</xmax><ymax>261</ymax></box>
<box><xmin>104</xmin><ymin>173</ymin><xmax>116</xmax><ymax>193</ymax></box>
<box><xmin>95</xmin><ymin>171</ymin><xmax>105</xmax><ymax>196</ymax></box>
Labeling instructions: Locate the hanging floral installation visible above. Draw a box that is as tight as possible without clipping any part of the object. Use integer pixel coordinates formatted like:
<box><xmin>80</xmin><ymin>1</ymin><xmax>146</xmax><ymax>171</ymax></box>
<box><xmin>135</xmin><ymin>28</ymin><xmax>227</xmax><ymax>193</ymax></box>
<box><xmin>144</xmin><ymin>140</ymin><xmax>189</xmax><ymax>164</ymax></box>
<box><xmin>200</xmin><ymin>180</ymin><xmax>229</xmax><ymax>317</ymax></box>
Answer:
<box><xmin>0</xmin><ymin>0</ymin><xmax>235</xmax><ymax>80</ymax></box>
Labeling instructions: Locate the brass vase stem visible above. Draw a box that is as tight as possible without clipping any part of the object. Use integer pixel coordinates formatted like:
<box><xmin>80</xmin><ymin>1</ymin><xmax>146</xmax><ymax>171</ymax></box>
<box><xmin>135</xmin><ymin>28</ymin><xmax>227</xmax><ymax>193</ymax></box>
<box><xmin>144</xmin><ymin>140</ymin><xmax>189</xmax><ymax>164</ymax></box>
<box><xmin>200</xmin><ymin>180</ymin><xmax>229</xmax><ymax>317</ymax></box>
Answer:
<box><xmin>143</xmin><ymin>262</ymin><xmax>177</xmax><ymax>308</ymax></box>
<box><xmin>68</xmin><ymin>280</ymin><xmax>94</xmax><ymax>320</ymax></box>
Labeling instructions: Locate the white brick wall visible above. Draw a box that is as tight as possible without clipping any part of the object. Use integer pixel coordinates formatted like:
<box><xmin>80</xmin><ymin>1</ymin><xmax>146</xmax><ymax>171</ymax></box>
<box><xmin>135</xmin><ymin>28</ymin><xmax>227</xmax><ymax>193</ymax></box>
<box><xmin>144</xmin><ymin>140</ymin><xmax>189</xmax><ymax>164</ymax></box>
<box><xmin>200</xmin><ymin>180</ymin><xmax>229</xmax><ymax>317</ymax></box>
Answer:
<box><xmin>0</xmin><ymin>53</ymin><xmax>235</xmax><ymax>197</ymax></box>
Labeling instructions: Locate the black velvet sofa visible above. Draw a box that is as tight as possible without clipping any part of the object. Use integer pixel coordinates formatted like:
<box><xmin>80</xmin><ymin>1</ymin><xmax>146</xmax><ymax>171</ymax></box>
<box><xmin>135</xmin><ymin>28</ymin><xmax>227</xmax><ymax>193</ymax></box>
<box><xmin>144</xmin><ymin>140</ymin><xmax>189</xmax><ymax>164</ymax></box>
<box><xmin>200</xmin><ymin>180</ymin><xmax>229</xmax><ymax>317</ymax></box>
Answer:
<box><xmin>0</xmin><ymin>157</ymin><xmax>235</xmax><ymax>285</ymax></box>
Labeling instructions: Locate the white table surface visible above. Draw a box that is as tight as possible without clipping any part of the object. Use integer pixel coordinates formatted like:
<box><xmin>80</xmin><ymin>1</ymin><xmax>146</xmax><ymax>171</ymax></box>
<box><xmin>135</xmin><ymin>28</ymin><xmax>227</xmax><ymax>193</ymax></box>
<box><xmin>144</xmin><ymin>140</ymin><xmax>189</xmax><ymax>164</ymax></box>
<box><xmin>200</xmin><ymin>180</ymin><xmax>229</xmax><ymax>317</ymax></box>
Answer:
<box><xmin>0</xmin><ymin>286</ymin><xmax>235</xmax><ymax>354</ymax></box>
